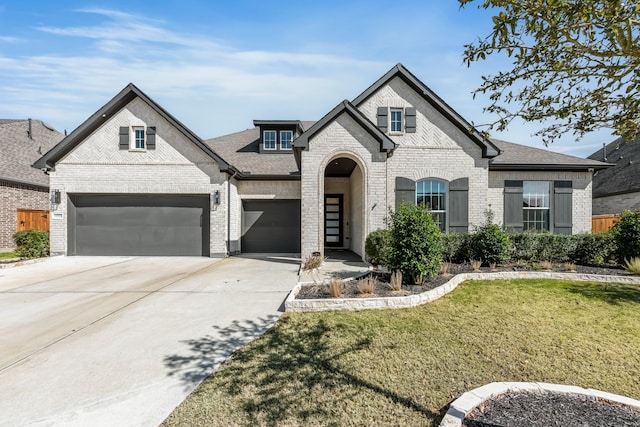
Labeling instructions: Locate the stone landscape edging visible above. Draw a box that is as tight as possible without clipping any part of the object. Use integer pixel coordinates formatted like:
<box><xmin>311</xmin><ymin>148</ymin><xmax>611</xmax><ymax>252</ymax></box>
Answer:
<box><xmin>284</xmin><ymin>271</ymin><xmax>640</xmax><ymax>312</ymax></box>
<box><xmin>0</xmin><ymin>257</ymin><xmax>48</xmax><ymax>269</ymax></box>
<box><xmin>438</xmin><ymin>381</ymin><xmax>640</xmax><ymax>427</ymax></box>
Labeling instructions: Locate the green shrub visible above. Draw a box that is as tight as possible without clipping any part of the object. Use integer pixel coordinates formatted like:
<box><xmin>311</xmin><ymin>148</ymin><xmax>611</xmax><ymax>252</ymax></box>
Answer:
<box><xmin>440</xmin><ymin>233</ymin><xmax>469</xmax><ymax>263</ymax></box>
<box><xmin>611</xmin><ymin>210</ymin><xmax>640</xmax><ymax>263</ymax></box>
<box><xmin>387</xmin><ymin>202</ymin><xmax>443</xmax><ymax>284</ymax></box>
<box><xmin>537</xmin><ymin>234</ymin><xmax>580</xmax><ymax>263</ymax></box>
<box><xmin>365</xmin><ymin>228</ymin><xmax>391</xmax><ymax>266</ymax></box>
<box><xmin>13</xmin><ymin>230</ymin><xmax>49</xmax><ymax>258</ymax></box>
<box><xmin>469</xmin><ymin>212</ymin><xmax>511</xmax><ymax>266</ymax></box>
<box><xmin>572</xmin><ymin>232</ymin><xmax>617</xmax><ymax>266</ymax></box>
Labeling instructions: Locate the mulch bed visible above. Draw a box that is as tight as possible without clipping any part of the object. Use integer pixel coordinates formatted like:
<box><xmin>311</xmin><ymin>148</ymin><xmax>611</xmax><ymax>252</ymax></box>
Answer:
<box><xmin>296</xmin><ymin>262</ymin><xmax>632</xmax><ymax>300</ymax></box>
<box><xmin>464</xmin><ymin>391</ymin><xmax>640</xmax><ymax>427</ymax></box>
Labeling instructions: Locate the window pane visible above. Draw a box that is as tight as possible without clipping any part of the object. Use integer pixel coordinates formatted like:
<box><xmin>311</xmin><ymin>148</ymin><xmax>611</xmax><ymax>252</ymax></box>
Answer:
<box><xmin>326</xmin><ymin>236</ymin><xmax>339</xmax><ymax>242</ymax></box>
<box><xmin>280</xmin><ymin>130</ymin><xmax>292</xmax><ymax>149</ymax></box>
<box><xmin>390</xmin><ymin>110</ymin><xmax>403</xmax><ymax>132</ymax></box>
<box><xmin>326</xmin><ymin>213</ymin><xmax>339</xmax><ymax>220</ymax></box>
<box><xmin>326</xmin><ymin>228</ymin><xmax>339</xmax><ymax>235</ymax></box>
<box><xmin>326</xmin><ymin>198</ymin><xmax>340</xmax><ymax>204</ymax></box>
<box><xmin>134</xmin><ymin>128</ymin><xmax>145</xmax><ymax>149</ymax></box>
<box><xmin>326</xmin><ymin>205</ymin><xmax>339</xmax><ymax>212</ymax></box>
<box><xmin>326</xmin><ymin>220</ymin><xmax>340</xmax><ymax>227</ymax></box>
<box><xmin>264</xmin><ymin>131</ymin><xmax>276</xmax><ymax>149</ymax></box>
<box><xmin>522</xmin><ymin>181</ymin><xmax>550</xmax><ymax>231</ymax></box>
<box><xmin>416</xmin><ymin>179</ymin><xmax>447</xmax><ymax>232</ymax></box>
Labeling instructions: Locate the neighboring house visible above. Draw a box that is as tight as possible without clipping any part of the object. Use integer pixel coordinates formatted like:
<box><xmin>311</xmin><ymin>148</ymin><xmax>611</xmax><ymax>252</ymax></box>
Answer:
<box><xmin>34</xmin><ymin>64</ymin><xmax>609</xmax><ymax>259</ymax></box>
<box><xmin>0</xmin><ymin>119</ymin><xmax>63</xmax><ymax>251</ymax></box>
<box><xmin>588</xmin><ymin>136</ymin><xmax>640</xmax><ymax>215</ymax></box>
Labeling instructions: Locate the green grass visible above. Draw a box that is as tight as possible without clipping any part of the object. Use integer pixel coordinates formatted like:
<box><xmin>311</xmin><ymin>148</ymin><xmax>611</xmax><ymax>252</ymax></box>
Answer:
<box><xmin>0</xmin><ymin>251</ymin><xmax>18</xmax><ymax>259</ymax></box>
<box><xmin>162</xmin><ymin>279</ymin><xmax>640</xmax><ymax>426</ymax></box>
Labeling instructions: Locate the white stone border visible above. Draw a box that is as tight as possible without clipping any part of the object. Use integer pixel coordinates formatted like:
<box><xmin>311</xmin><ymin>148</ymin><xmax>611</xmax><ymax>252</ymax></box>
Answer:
<box><xmin>439</xmin><ymin>381</ymin><xmax>640</xmax><ymax>427</ymax></box>
<box><xmin>284</xmin><ymin>271</ymin><xmax>640</xmax><ymax>312</ymax></box>
<box><xmin>0</xmin><ymin>257</ymin><xmax>49</xmax><ymax>269</ymax></box>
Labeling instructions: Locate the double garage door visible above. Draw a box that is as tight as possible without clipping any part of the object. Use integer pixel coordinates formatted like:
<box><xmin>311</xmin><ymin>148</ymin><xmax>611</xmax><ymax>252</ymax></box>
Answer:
<box><xmin>68</xmin><ymin>194</ymin><xmax>209</xmax><ymax>256</ymax></box>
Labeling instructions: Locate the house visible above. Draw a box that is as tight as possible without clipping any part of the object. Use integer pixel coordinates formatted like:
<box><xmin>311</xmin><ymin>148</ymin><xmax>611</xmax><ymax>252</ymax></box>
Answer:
<box><xmin>588</xmin><ymin>136</ymin><xmax>640</xmax><ymax>215</ymax></box>
<box><xmin>34</xmin><ymin>64</ymin><xmax>609</xmax><ymax>259</ymax></box>
<box><xmin>0</xmin><ymin>119</ymin><xmax>63</xmax><ymax>251</ymax></box>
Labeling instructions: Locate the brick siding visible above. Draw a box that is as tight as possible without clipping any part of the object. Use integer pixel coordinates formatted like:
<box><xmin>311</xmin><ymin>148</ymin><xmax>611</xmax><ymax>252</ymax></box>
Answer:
<box><xmin>0</xmin><ymin>180</ymin><xmax>49</xmax><ymax>250</ymax></box>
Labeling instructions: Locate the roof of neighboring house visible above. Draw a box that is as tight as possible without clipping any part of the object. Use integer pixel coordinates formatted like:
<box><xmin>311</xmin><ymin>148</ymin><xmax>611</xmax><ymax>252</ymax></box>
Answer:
<box><xmin>489</xmin><ymin>139</ymin><xmax>612</xmax><ymax>171</ymax></box>
<box><xmin>587</xmin><ymin>136</ymin><xmax>640</xmax><ymax>198</ymax></box>
<box><xmin>33</xmin><ymin>83</ymin><xmax>235</xmax><ymax>174</ymax></box>
<box><xmin>0</xmin><ymin>119</ymin><xmax>63</xmax><ymax>187</ymax></box>
<box><xmin>205</xmin><ymin>122</ymin><xmax>316</xmax><ymax>177</ymax></box>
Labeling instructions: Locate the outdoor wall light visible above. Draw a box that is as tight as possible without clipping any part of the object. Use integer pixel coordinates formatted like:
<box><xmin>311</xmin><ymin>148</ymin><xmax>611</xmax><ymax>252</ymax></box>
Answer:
<box><xmin>51</xmin><ymin>190</ymin><xmax>61</xmax><ymax>204</ymax></box>
<box><xmin>213</xmin><ymin>190</ymin><xmax>220</xmax><ymax>205</ymax></box>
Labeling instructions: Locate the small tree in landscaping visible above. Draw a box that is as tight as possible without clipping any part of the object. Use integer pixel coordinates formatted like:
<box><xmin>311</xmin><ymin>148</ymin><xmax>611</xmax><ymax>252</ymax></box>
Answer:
<box><xmin>365</xmin><ymin>228</ymin><xmax>391</xmax><ymax>266</ymax></box>
<box><xmin>469</xmin><ymin>211</ymin><xmax>511</xmax><ymax>266</ymax></box>
<box><xmin>387</xmin><ymin>202</ymin><xmax>443</xmax><ymax>284</ymax></box>
<box><xmin>611</xmin><ymin>210</ymin><xmax>640</xmax><ymax>264</ymax></box>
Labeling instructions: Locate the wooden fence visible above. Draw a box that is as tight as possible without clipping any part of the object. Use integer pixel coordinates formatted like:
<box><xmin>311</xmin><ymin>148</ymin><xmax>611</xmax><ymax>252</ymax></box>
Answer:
<box><xmin>17</xmin><ymin>209</ymin><xmax>50</xmax><ymax>232</ymax></box>
<box><xmin>592</xmin><ymin>214</ymin><xmax>619</xmax><ymax>233</ymax></box>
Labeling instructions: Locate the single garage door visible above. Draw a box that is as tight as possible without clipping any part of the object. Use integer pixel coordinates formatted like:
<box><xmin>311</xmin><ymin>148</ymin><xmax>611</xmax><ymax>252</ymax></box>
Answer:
<box><xmin>242</xmin><ymin>200</ymin><xmax>300</xmax><ymax>253</ymax></box>
<box><xmin>68</xmin><ymin>194</ymin><xmax>210</xmax><ymax>256</ymax></box>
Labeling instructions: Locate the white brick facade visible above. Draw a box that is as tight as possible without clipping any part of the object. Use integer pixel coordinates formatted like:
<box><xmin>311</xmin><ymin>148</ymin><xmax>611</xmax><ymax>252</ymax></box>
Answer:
<box><xmin>488</xmin><ymin>171</ymin><xmax>593</xmax><ymax>233</ymax></box>
<box><xmin>49</xmin><ymin>98</ymin><xmax>229</xmax><ymax>256</ymax></box>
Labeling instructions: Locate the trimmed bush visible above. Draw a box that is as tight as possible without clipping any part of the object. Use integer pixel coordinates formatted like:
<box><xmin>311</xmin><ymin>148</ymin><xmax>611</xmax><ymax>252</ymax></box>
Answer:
<box><xmin>13</xmin><ymin>230</ymin><xmax>49</xmax><ymax>258</ymax></box>
<box><xmin>388</xmin><ymin>202</ymin><xmax>443</xmax><ymax>284</ymax></box>
<box><xmin>611</xmin><ymin>210</ymin><xmax>640</xmax><ymax>263</ymax></box>
<box><xmin>469</xmin><ymin>213</ymin><xmax>511</xmax><ymax>266</ymax></box>
<box><xmin>572</xmin><ymin>232</ymin><xmax>617</xmax><ymax>266</ymax></box>
<box><xmin>364</xmin><ymin>228</ymin><xmax>391</xmax><ymax>266</ymax></box>
<box><xmin>440</xmin><ymin>233</ymin><xmax>469</xmax><ymax>263</ymax></box>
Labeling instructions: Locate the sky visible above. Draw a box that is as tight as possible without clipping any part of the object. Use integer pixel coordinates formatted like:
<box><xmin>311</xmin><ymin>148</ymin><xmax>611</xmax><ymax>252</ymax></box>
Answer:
<box><xmin>0</xmin><ymin>1</ymin><xmax>614</xmax><ymax>158</ymax></box>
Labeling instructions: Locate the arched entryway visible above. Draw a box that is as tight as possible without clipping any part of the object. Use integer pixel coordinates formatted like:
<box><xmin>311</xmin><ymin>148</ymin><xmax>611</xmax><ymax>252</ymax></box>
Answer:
<box><xmin>323</xmin><ymin>156</ymin><xmax>365</xmax><ymax>257</ymax></box>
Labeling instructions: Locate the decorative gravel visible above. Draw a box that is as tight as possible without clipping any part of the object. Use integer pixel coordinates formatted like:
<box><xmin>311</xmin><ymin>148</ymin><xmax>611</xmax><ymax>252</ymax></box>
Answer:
<box><xmin>464</xmin><ymin>391</ymin><xmax>640</xmax><ymax>427</ymax></box>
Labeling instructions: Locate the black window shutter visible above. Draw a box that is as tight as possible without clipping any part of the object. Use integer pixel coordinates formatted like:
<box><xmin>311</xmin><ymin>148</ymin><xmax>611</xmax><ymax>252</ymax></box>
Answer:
<box><xmin>119</xmin><ymin>126</ymin><xmax>129</xmax><ymax>150</ymax></box>
<box><xmin>553</xmin><ymin>181</ymin><xmax>573</xmax><ymax>234</ymax></box>
<box><xmin>395</xmin><ymin>177</ymin><xmax>415</xmax><ymax>209</ymax></box>
<box><xmin>377</xmin><ymin>107</ymin><xmax>388</xmax><ymax>132</ymax></box>
<box><xmin>146</xmin><ymin>126</ymin><xmax>156</xmax><ymax>149</ymax></box>
<box><xmin>504</xmin><ymin>180</ymin><xmax>523</xmax><ymax>232</ymax></box>
<box><xmin>449</xmin><ymin>178</ymin><xmax>469</xmax><ymax>233</ymax></box>
<box><xmin>405</xmin><ymin>107</ymin><xmax>417</xmax><ymax>133</ymax></box>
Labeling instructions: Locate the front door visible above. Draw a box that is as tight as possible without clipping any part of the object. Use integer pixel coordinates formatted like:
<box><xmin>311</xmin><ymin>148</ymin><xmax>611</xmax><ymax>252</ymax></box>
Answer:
<box><xmin>324</xmin><ymin>194</ymin><xmax>343</xmax><ymax>247</ymax></box>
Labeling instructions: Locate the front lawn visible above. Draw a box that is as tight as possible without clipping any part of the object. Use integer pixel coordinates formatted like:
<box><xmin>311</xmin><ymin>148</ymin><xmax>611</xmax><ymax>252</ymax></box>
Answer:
<box><xmin>0</xmin><ymin>251</ymin><xmax>19</xmax><ymax>259</ymax></box>
<box><xmin>162</xmin><ymin>279</ymin><xmax>640</xmax><ymax>426</ymax></box>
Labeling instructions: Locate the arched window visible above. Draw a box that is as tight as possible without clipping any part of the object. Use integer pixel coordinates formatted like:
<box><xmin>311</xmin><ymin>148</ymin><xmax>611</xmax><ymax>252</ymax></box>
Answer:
<box><xmin>416</xmin><ymin>179</ymin><xmax>447</xmax><ymax>232</ymax></box>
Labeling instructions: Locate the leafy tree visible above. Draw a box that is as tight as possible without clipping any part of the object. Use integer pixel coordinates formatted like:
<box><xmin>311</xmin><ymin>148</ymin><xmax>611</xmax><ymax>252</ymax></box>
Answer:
<box><xmin>387</xmin><ymin>203</ymin><xmax>443</xmax><ymax>284</ymax></box>
<box><xmin>459</xmin><ymin>0</ymin><xmax>640</xmax><ymax>143</ymax></box>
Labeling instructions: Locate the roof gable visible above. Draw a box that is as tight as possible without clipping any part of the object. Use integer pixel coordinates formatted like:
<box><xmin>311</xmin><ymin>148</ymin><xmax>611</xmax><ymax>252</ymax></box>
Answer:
<box><xmin>352</xmin><ymin>63</ymin><xmax>500</xmax><ymax>158</ymax></box>
<box><xmin>33</xmin><ymin>84</ymin><xmax>234</xmax><ymax>173</ymax></box>
<box><xmin>292</xmin><ymin>100</ymin><xmax>395</xmax><ymax>167</ymax></box>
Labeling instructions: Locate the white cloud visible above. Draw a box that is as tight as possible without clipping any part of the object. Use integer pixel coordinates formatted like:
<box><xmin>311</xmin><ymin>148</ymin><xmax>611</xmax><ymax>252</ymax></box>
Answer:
<box><xmin>0</xmin><ymin>7</ymin><xmax>612</xmax><ymax>157</ymax></box>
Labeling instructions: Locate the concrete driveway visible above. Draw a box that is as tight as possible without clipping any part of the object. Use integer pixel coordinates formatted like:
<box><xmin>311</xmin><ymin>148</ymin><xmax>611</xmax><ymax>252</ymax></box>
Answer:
<box><xmin>0</xmin><ymin>255</ymin><xmax>299</xmax><ymax>427</ymax></box>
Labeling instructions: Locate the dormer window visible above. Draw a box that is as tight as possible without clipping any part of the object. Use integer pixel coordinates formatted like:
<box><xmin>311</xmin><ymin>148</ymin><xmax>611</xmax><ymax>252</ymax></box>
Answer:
<box><xmin>263</xmin><ymin>130</ymin><xmax>277</xmax><ymax>150</ymax></box>
<box><xmin>280</xmin><ymin>130</ymin><xmax>293</xmax><ymax>150</ymax></box>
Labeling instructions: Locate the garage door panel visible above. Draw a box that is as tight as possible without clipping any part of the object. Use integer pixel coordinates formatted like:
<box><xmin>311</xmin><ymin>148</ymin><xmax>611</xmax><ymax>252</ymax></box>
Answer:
<box><xmin>69</xmin><ymin>195</ymin><xmax>209</xmax><ymax>256</ymax></box>
<box><xmin>242</xmin><ymin>200</ymin><xmax>300</xmax><ymax>253</ymax></box>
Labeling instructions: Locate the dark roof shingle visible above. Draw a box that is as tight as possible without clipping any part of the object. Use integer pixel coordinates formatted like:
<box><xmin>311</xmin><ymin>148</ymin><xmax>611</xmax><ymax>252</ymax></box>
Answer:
<box><xmin>0</xmin><ymin>120</ymin><xmax>63</xmax><ymax>187</ymax></box>
<box><xmin>490</xmin><ymin>139</ymin><xmax>611</xmax><ymax>171</ymax></box>
<box><xmin>588</xmin><ymin>136</ymin><xmax>640</xmax><ymax>198</ymax></box>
